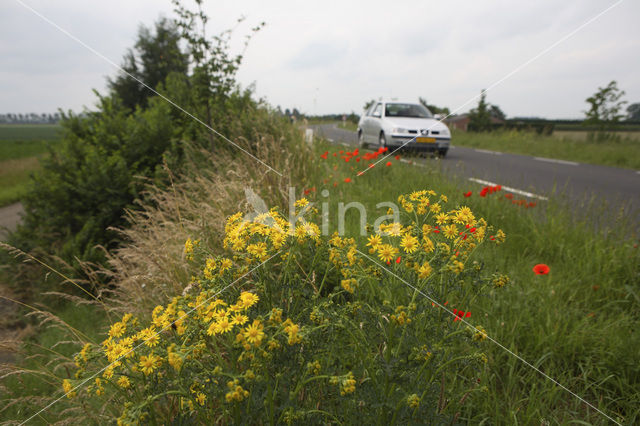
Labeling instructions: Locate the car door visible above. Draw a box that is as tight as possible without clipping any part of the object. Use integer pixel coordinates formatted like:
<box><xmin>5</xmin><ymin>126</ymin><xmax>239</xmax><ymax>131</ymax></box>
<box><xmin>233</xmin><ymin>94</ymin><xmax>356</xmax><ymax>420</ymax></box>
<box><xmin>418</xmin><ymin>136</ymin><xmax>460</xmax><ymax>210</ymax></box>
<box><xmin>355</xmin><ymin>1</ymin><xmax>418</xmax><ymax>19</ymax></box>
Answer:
<box><xmin>366</xmin><ymin>103</ymin><xmax>383</xmax><ymax>143</ymax></box>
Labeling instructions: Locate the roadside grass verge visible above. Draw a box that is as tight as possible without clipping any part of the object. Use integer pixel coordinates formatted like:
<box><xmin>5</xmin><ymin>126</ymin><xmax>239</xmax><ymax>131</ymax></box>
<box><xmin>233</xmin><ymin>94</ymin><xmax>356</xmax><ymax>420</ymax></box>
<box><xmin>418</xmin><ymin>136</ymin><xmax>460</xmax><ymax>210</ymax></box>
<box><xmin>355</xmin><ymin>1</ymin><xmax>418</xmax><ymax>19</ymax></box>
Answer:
<box><xmin>337</xmin><ymin>121</ymin><xmax>358</xmax><ymax>132</ymax></box>
<box><xmin>1</xmin><ymin>135</ymin><xmax>637</xmax><ymax>424</ymax></box>
<box><xmin>309</xmin><ymin>140</ymin><xmax>639</xmax><ymax>424</ymax></box>
<box><xmin>451</xmin><ymin>130</ymin><xmax>640</xmax><ymax>170</ymax></box>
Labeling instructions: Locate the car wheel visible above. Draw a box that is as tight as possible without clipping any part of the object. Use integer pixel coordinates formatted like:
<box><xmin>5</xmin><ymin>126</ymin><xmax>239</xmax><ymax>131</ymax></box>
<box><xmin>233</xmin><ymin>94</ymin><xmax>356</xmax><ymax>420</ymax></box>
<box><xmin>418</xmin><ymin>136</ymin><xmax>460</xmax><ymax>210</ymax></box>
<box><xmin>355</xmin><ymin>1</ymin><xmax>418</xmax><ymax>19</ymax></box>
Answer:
<box><xmin>438</xmin><ymin>148</ymin><xmax>448</xmax><ymax>157</ymax></box>
<box><xmin>358</xmin><ymin>130</ymin><xmax>366</xmax><ymax>148</ymax></box>
<box><xmin>379</xmin><ymin>132</ymin><xmax>387</xmax><ymax>148</ymax></box>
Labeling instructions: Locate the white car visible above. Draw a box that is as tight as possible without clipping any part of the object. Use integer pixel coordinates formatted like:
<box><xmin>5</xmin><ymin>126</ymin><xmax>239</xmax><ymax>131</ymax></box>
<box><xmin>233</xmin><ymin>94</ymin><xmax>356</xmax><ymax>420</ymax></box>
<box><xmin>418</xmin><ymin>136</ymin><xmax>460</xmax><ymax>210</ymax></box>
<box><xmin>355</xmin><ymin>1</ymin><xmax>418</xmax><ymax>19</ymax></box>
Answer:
<box><xmin>357</xmin><ymin>101</ymin><xmax>451</xmax><ymax>156</ymax></box>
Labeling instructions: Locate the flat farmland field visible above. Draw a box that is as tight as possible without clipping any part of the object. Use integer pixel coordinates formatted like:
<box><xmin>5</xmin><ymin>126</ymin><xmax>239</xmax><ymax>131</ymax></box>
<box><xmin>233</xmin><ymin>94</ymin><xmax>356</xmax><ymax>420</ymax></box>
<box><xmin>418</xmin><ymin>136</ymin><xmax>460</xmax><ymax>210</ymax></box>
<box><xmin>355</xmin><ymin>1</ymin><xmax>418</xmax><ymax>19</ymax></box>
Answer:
<box><xmin>0</xmin><ymin>124</ymin><xmax>61</xmax><ymax>206</ymax></box>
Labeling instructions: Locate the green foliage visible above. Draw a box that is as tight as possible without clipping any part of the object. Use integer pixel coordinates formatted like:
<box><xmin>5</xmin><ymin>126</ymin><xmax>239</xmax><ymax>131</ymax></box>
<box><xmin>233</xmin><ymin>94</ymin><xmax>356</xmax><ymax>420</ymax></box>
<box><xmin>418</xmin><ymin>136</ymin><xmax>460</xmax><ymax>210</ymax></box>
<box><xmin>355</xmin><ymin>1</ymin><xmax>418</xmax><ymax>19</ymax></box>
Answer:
<box><xmin>13</xmin><ymin>96</ymin><xmax>178</xmax><ymax>268</ymax></box>
<box><xmin>583</xmin><ymin>80</ymin><xmax>627</xmax><ymax>135</ymax></box>
<box><xmin>468</xmin><ymin>90</ymin><xmax>492</xmax><ymax>132</ymax></box>
<box><xmin>107</xmin><ymin>18</ymin><xmax>188</xmax><ymax>111</ymax></box>
<box><xmin>418</xmin><ymin>97</ymin><xmax>450</xmax><ymax>116</ymax></box>
<box><xmin>626</xmin><ymin>102</ymin><xmax>640</xmax><ymax>122</ymax></box>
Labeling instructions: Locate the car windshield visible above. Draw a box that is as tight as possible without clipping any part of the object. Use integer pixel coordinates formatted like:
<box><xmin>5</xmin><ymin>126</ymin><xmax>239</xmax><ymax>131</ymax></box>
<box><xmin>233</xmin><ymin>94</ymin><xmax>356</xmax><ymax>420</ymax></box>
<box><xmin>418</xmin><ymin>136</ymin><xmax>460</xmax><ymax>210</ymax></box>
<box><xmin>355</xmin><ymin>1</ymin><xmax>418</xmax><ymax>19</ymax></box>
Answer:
<box><xmin>385</xmin><ymin>103</ymin><xmax>433</xmax><ymax>118</ymax></box>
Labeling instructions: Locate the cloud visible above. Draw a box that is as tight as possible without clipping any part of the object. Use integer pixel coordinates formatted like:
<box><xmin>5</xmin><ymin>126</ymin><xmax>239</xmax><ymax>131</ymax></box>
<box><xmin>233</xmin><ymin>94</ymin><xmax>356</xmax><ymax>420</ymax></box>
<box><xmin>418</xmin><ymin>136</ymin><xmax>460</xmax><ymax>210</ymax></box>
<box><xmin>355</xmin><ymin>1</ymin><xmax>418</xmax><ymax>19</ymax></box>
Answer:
<box><xmin>288</xmin><ymin>40</ymin><xmax>348</xmax><ymax>70</ymax></box>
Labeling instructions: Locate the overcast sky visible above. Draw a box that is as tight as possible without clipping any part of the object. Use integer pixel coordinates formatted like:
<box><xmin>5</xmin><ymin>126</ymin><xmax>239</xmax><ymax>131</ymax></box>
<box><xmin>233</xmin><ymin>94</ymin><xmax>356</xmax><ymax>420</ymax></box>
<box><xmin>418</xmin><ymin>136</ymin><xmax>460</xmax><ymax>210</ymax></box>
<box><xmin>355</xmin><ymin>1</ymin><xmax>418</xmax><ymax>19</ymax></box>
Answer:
<box><xmin>1</xmin><ymin>0</ymin><xmax>639</xmax><ymax>119</ymax></box>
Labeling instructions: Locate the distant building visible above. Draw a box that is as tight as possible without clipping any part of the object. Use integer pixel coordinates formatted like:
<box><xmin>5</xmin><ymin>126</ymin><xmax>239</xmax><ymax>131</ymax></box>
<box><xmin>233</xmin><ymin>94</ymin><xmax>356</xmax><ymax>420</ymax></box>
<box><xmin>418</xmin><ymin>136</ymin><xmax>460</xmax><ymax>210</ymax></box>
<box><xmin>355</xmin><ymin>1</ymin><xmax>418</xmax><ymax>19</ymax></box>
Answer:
<box><xmin>444</xmin><ymin>114</ymin><xmax>505</xmax><ymax>131</ymax></box>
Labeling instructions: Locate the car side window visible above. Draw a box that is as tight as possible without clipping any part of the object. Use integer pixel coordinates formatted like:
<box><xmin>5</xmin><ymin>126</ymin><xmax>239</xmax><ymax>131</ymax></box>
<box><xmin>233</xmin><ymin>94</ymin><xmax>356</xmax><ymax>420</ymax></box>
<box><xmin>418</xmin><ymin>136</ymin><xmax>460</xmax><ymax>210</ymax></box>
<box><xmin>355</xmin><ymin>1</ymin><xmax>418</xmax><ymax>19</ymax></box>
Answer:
<box><xmin>372</xmin><ymin>103</ymin><xmax>382</xmax><ymax>117</ymax></box>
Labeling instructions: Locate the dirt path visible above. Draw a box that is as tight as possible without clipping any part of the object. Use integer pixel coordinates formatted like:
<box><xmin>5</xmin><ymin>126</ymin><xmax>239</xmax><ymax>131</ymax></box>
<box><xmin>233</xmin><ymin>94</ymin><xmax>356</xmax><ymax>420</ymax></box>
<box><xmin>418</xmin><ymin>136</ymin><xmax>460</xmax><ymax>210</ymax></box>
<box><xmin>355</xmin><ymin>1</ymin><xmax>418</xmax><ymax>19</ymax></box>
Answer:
<box><xmin>0</xmin><ymin>202</ymin><xmax>23</xmax><ymax>240</ymax></box>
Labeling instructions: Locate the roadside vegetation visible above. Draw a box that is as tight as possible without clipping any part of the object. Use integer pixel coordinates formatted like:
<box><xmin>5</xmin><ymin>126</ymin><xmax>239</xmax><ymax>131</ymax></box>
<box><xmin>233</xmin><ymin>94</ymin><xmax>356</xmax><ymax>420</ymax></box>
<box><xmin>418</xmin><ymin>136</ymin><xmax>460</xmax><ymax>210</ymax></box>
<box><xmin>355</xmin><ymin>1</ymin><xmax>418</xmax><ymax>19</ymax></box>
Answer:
<box><xmin>451</xmin><ymin>129</ymin><xmax>640</xmax><ymax>169</ymax></box>
<box><xmin>1</xmin><ymin>2</ymin><xmax>639</xmax><ymax>425</ymax></box>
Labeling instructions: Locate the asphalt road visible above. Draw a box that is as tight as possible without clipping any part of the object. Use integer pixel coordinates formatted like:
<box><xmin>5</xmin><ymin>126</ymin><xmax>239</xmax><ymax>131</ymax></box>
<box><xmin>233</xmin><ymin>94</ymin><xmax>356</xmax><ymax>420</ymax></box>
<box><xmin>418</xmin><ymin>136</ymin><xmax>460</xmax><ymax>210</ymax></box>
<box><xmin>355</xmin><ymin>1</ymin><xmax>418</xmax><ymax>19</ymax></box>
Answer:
<box><xmin>313</xmin><ymin>123</ymin><xmax>639</xmax><ymax>230</ymax></box>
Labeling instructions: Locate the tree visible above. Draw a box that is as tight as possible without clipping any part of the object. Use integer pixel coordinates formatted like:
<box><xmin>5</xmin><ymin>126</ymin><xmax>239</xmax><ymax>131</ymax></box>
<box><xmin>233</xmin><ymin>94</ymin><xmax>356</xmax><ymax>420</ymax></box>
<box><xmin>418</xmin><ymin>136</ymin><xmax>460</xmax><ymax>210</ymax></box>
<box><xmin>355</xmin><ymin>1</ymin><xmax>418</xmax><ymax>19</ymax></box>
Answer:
<box><xmin>467</xmin><ymin>90</ymin><xmax>492</xmax><ymax>132</ymax></box>
<box><xmin>489</xmin><ymin>105</ymin><xmax>506</xmax><ymax>121</ymax></box>
<box><xmin>363</xmin><ymin>99</ymin><xmax>376</xmax><ymax>112</ymax></box>
<box><xmin>108</xmin><ymin>18</ymin><xmax>189</xmax><ymax>111</ymax></box>
<box><xmin>583</xmin><ymin>80</ymin><xmax>627</xmax><ymax>132</ymax></box>
<box><xmin>626</xmin><ymin>103</ymin><xmax>640</xmax><ymax>122</ymax></box>
<box><xmin>418</xmin><ymin>97</ymin><xmax>450</xmax><ymax>116</ymax></box>
<box><xmin>172</xmin><ymin>0</ymin><xmax>263</xmax><ymax>150</ymax></box>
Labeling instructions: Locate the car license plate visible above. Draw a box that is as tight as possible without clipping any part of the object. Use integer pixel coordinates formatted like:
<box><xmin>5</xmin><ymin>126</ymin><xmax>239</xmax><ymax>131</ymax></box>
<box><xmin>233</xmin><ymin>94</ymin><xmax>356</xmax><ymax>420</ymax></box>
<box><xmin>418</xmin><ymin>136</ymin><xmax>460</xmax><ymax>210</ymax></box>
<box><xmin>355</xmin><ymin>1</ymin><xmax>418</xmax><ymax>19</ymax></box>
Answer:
<box><xmin>416</xmin><ymin>137</ymin><xmax>436</xmax><ymax>143</ymax></box>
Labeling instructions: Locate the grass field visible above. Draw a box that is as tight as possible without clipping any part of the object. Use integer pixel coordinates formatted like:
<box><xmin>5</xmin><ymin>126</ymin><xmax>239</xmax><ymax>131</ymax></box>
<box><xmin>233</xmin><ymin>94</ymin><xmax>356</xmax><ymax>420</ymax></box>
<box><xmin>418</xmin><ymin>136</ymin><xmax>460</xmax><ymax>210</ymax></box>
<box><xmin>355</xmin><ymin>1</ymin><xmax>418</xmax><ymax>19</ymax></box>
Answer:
<box><xmin>0</xmin><ymin>124</ymin><xmax>61</xmax><ymax>206</ymax></box>
<box><xmin>452</xmin><ymin>129</ymin><xmax>640</xmax><ymax>170</ymax></box>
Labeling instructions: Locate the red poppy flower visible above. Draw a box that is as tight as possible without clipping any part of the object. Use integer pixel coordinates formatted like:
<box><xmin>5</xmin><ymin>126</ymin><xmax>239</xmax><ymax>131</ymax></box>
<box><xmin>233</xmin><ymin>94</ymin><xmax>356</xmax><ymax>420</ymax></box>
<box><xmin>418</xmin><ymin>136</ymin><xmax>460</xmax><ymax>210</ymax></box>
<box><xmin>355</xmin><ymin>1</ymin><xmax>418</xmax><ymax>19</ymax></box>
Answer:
<box><xmin>395</xmin><ymin>155</ymin><xmax>400</xmax><ymax>160</ymax></box>
<box><xmin>533</xmin><ymin>264</ymin><xmax>550</xmax><ymax>275</ymax></box>
<box><xmin>386</xmin><ymin>161</ymin><xmax>392</xmax><ymax>167</ymax></box>
<box><xmin>528</xmin><ymin>202</ymin><xmax>537</xmax><ymax>208</ymax></box>
<box><xmin>320</xmin><ymin>151</ymin><xmax>328</xmax><ymax>160</ymax></box>
<box><xmin>357</xmin><ymin>171</ymin><xmax>364</xmax><ymax>176</ymax></box>
<box><xmin>368</xmin><ymin>164</ymin><xmax>375</xmax><ymax>169</ymax></box>
<box><xmin>396</xmin><ymin>256</ymin><xmax>401</xmax><ymax>264</ymax></box>
<box><xmin>339</xmin><ymin>150</ymin><xmax>344</xmax><ymax>154</ymax></box>
<box><xmin>304</xmin><ymin>189</ymin><xmax>311</xmax><ymax>195</ymax></box>
<box><xmin>344</xmin><ymin>177</ymin><xmax>352</xmax><ymax>183</ymax></box>
<box><xmin>464</xmin><ymin>191</ymin><xmax>472</xmax><ymax>197</ymax></box>
<box><xmin>479</xmin><ymin>187</ymin><xmax>488</xmax><ymax>197</ymax></box>
<box><xmin>504</xmin><ymin>193</ymin><xmax>513</xmax><ymax>199</ymax></box>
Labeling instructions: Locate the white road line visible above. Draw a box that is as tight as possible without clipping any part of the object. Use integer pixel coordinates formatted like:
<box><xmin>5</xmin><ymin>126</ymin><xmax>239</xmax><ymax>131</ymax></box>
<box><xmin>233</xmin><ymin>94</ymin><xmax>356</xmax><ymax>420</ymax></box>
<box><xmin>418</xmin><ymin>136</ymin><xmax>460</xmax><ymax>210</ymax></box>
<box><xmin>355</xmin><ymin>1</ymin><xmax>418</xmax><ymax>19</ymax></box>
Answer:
<box><xmin>400</xmin><ymin>158</ymin><xmax>426</xmax><ymax>168</ymax></box>
<box><xmin>340</xmin><ymin>142</ymin><xmax>350</xmax><ymax>147</ymax></box>
<box><xmin>475</xmin><ymin>148</ymin><xmax>503</xmax><ymax>155</ymax></box>
<box><xmin>468</xmin><ymin>177</ymin><xmax>549</xmax><ymax>201</ymax></box>
<box><xmin>327</xmin><ymin>138</ymin><xmax>334</xmax><ymax>142</ymax></box>
<box><xmin>534</xmin><ymin>157</ymin><xmax>579</xmax><ymax>166</ymax></box>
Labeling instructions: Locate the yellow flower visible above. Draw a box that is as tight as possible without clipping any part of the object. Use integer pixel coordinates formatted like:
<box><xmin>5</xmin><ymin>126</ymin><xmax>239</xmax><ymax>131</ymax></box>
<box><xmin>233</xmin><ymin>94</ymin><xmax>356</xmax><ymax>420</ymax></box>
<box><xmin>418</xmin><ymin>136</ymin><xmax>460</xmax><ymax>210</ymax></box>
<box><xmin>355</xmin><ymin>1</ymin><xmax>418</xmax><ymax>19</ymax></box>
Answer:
<box><xmin>108</xmin><ymin>321</ymin><xmax>126</xmax><ymax>338</ymax></box>
<box><xmin>339</xmin><ymin>372</ymin><xmax>356</xmax><ymax>395</ymax></box>
<box><xmin>214</xmin><ymin>316</ymin><xmax>234</xmax><ymax>334</ymax></box>
<box><xmin>231</xmin><ymin>313</ymin><xmax>249</xmax><ymax>326</ymax></box>
<box><xmin>407</xmin><ymin>393</ymin><xmax>421</xmax><ymax>408</ymax></box>
<box><xmin>294</xmin><ymin>198</ymin><xmax>309</xmax><ymax>208</ymax></box>
<box><xmin>400</xmin><ymin>234</ymin><xmax>419</xmax><ymax>254</ymax></box>
<box><xmin>239</xmin><ymin>291</ymin><xmax>259</xmax><ymax>309</ymax></box>
<box><xmin>246</xmin><ymin>242</ymin><xmax>268</xmax><ymax>260</ymax></box>
<box><xmin>243</xmin><ymin>320</ymin><xmax>265</xmax><ymax>346</ymax></box>
<box><xmin>137</xmin><ymin>327</ymin><xmax>159</xmax><ymax>348</ymax></box>
<box><xmin>269</xmin><ymin>308</ymin><xmax>283</xmax><ymax>324</ymax></box>
<box><xmin>423</xmin><ymin>236</ymin><xmax>435</xmax><ymax>253</ymax></box>
<box><xmin>417</xmin><ymin>262</ymin><xmax>432</xmax><ymax>279</ymax></box>
<box><xmin>473</xmin><ymin>325</ymin><xmax>488</xmax><ymax>342</ymax></box>
<box><xmin>341</xmin><ymin>278</ymin><xmax>356</xmax><ymax>294</ymax></box>
<box><xmin>117</xmin><ymin>376</ymin><xmax>131</xmax><ymax>389</ymax></box>
<box><xmin>442</xmin><ymin>224</ymin><xmax>458</xmax><ymax>239</ymax></box>
<box><xmin>219</xmin><ymin>257</ymin><xmax>233</xmax><ymax>273</ymax></box>
<box><xmin>367</xmin><ymin>234</ymin><xmax>382</xmax><ymax>250</ymax></box>
<box><xmin>62</xmin><ymin>379</ymin><xmax>76</xmax><ymax>398</ymax></box>
<box><xmin>196</xmin><ymin>392</ymin><xmax>206</xmax><ymax>406</ymax></box>
<box><xmin>139</xmin><ymin>354</ymin><xmax>161</xmax><ymax>376</ymax></box>
<box><xmin>435</xmin><ymin>212</ymin><xmax>449</xmax><ymax>225</ymax></box>
<box><xmin>377</xmin><ymin>244</ymin><xmax>398</xmax><ymax>263</ymax></box>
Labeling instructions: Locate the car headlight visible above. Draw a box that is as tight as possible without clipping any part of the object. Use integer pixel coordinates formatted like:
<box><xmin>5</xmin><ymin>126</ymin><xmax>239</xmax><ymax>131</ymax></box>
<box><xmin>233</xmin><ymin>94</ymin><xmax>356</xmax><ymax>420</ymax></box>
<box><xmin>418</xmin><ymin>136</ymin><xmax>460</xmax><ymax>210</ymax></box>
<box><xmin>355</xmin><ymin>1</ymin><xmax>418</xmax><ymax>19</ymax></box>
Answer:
<box><xmin>392</xmin><ymin>127</ymin><xmax>407</xmax><ymax>134</ymax></box>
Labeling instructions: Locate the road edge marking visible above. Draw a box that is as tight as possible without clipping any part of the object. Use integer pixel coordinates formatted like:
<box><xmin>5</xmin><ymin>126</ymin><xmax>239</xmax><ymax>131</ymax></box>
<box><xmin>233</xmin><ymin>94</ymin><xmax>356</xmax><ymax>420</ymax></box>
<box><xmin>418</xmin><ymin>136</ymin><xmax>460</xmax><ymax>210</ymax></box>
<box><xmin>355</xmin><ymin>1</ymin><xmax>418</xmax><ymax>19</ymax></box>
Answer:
<box><xmin>534</xmin><ymin>157</ymin><xmax>579</xmax><ymax>166</ymax></box>
<box><xmin>475</xmin><ymin>148</ymin><xmax>503</xmax><ymax>155</ymax></box>
<box><xmin>468</xmin><ymin>177</ymin><xmax>549</xmax><ymax>201</ymax></box>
